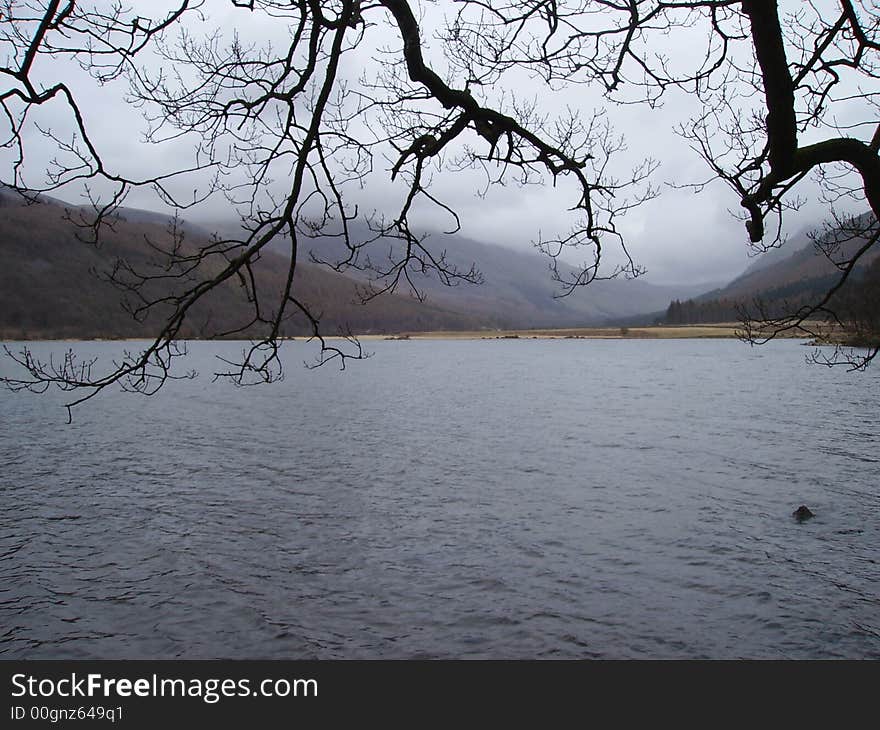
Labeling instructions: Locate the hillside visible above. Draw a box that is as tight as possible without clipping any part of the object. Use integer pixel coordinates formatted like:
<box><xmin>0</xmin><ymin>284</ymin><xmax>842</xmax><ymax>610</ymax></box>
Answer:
<box><xmin>710</xmin><ymin>214</ymin><xmax>876</xmax><ymax>298</ymax></box>
<box><xmin>0</xmin><ymin>191</ymin><xmax>487</xmax><ymax>339</ymax></box>
<box><xmin>1</xmin><ymin>188</ymin><xmax>725</xmax><ymax>340</ymax></box>
<box><xmin>661</xmin><ymin>213</ymin><xmax>879</xmax><ymax>325</ymax></box>
<box><xmin>239</xmin><ymin>220</ymin><xmax>713</xmax><ymax>328</ymax></box>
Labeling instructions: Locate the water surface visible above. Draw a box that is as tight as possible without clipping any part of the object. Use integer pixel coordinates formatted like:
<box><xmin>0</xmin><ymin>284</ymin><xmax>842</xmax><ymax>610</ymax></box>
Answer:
<box><xmin>1</xmin><ymin>338</ymin><xmax>878</xmax><ymax>658</ymax></box>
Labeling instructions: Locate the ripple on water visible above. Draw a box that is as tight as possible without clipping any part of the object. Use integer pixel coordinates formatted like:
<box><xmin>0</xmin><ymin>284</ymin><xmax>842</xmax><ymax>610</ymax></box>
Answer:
<box><xmin>1</xmin><ymin>338</ymin><xmax>879</xmax><ymax>658</ymax></box>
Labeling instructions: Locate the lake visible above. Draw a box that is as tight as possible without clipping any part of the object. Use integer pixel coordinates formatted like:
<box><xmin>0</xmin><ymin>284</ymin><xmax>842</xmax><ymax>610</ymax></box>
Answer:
<box><xmin>1</xmin><ymin>338</ymin><xmax>878</xmax><ymax>658</ymax></box>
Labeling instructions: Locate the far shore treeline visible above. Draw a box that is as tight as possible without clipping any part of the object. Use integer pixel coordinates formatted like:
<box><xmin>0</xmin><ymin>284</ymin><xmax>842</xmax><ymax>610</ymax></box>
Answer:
<box><xmin>661</xmin><ymin>253</ymin><xmax>880</xmax><ymax>347</ymax></box>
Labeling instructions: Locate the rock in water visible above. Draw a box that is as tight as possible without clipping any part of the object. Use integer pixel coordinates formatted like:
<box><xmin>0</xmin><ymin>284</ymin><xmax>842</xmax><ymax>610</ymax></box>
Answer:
<box><xmin>793</xmin><ymin>505</ymin><xmax>814</xmax><ymax>521</ymax></box>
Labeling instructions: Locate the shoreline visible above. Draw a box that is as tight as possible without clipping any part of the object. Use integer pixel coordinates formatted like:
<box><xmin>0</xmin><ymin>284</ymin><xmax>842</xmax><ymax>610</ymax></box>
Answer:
<box><xmin>1</xmin><ymin>323</ymin><xmax>815</xmax><ymax>342</ymax></box>
<box><xmin>377</xmin><ymin>324</ymin><xmax>746</xmax><ymax>340</ymax></box>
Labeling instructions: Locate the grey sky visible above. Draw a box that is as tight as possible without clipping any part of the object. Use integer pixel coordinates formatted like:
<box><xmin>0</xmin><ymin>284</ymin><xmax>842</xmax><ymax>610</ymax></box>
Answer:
<box><xmin>2</xmin><ymin>0</ymin><xmax>869</xmax><ymax>287</ymax></box>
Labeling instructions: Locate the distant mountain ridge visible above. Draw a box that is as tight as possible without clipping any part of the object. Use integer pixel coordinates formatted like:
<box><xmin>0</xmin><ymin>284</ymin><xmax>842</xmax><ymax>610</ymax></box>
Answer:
<box><xmin>1</xmin><ymin>187</ymin><xmax>721</xmax><ymax>338</ymax></box>
<box><xmin>737</xmin><ymin>228</ymin><xmax>812</xmax><ymax>278</ymax></box>
<box><xmin>660</xmin><ymin>212</ymin><xmax>879</xmax><ymax>324</ymax></box>
<box><xmin>0</xmin><ymin>189</ymin><xmax>486</xmax><ymax>339</ymax></box>
<box><xmin>202</xmin><ymin>217</ymin><xmax>714</xmax><ymax>328</ymax></box>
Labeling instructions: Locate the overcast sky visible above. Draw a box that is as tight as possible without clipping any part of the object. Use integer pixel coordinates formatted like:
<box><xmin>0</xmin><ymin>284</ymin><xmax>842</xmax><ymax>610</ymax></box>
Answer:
<box><xmin>3</xmin><ymin>0</ymin><xmax>869</xmax><ymax>287</ymax></box>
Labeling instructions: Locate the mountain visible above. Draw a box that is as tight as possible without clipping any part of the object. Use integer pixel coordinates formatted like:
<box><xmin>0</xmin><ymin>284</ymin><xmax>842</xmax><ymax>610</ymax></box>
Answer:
<box><xmin>0</xmin><ymin>190</ymin><xmax>487</xmax><ymax>339</ymax></box>
<box><xmin>375</xmin><ymin>231</ymin><xmax>714</xmax><ymax>326</ymax></box>
<box><xmin>196</xmin><ymin>217</ymin><xmax>713</xmax><ymax>328</ymax></box>
<box><xmin>661</xmin><ymin>212</ymin><xmax>879</xmax><ymax>324</ymax></box>
<box><xmin>710</xmin><ymin>214</ymin><xmax>876</xmax><ymax>297</ymax></box>
<box><xmin>0</xmin><ymin>188</ymin><xmax>722</xmax><ymax>339</ymax></box>
<box><xmin>737</xmin><ymin>227</ymin><xmax>811</xmax><ymax>277</ymax></box>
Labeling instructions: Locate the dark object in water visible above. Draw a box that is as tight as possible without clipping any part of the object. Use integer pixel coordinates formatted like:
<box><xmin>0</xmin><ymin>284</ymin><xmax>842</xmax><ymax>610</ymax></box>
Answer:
<box><xmin>793</xmin><ymin>505</ymin><xmax>814</xmax><ymax>521</ymax></box>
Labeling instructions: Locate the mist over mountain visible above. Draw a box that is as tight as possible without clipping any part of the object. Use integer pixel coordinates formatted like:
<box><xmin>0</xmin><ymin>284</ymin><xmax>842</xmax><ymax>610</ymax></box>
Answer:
<box><xmin>199</xmin><ymin>217</ymin><xmax>717</xmax><ymax>328</ymax></box>
<box><xmin>659</xmin><ymin>212</ymin><xmax>879</xmax><ymax>325</ymax></box>
<box><xmin>1</xmin><ymin>189</ymin><xmax>721</xmax><ymax>338</ymax></box>
<box><xmin>0</xmin><ymin>190</ymin><xmax>484</xmax><ymax>339</ymax></box>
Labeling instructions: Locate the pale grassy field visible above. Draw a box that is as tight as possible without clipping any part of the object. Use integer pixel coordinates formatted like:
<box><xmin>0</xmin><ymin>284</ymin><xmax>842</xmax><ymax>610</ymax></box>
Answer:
<box><xmin>321</xmin><ymin>319</ymin><xmax>836</xmax><ymax>342</ymax></box>
<box><xmin>378</xmin><ymin>324</ymin><xmax>749</xmax><ymax>340</ymax></box>
<box><xmin>9</xmin><ymin>323</ymin><xmax>816</xmax><ymax>343</ymax></box>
